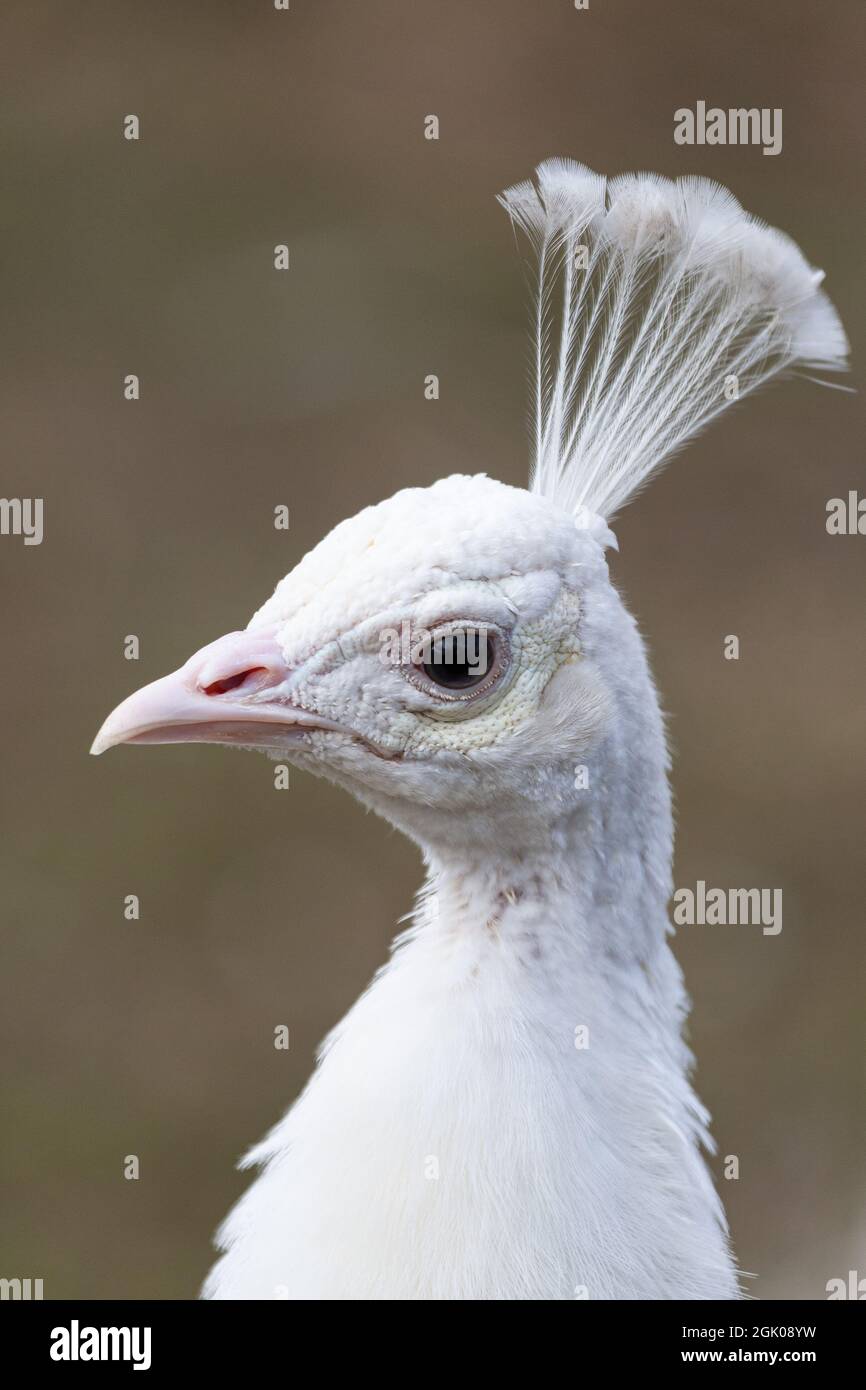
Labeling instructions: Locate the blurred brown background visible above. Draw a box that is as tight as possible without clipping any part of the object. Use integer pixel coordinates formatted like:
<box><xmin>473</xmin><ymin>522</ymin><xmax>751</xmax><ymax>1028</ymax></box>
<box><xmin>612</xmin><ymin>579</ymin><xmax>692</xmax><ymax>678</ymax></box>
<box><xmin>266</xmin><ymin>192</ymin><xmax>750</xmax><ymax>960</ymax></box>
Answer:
<box><xmin>0</xmin><ymin>0</ymin><xmax>863</xmax><ymax>1299</ymax></box>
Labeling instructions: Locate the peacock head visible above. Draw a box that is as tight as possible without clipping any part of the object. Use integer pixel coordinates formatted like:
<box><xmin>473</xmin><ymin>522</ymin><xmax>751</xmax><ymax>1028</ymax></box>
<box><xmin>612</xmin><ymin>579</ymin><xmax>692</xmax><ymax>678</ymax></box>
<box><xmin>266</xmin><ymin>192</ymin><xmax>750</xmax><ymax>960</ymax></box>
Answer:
<box><xmin>91</xmin><ymin>474</ymin><xmax>623</xmax><ymax>853</ymax></box>
<box><xmin>93</xmin><ymin>160</ymin><xmax>846</xmax><ymax>854</ymax></box>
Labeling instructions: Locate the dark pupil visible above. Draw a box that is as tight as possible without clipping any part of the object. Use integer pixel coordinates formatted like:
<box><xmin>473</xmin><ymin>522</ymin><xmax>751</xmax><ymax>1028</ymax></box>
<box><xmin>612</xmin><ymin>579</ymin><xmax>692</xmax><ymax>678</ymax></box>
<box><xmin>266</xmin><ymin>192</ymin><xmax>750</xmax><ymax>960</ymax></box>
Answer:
<box><xmin>423</xmin><ymin>635</ymin><xmax>494</xmax><ymax>690</ymax></box>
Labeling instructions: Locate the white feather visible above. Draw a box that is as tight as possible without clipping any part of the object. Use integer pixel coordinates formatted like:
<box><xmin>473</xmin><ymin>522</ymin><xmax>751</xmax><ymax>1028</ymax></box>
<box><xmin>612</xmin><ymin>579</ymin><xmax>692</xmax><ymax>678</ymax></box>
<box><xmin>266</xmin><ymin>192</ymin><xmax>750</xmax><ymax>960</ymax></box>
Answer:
<box><xmin>499</xmin><ymin>158</ymin><xmax>848</xmax><ymax>519</ymax></box>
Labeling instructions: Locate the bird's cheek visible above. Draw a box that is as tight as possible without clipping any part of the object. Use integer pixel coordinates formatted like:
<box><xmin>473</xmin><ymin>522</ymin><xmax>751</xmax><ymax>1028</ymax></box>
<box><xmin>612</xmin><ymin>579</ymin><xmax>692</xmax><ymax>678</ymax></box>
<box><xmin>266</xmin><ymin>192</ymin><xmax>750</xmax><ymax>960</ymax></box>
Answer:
<box><xmin>295</xmin><ymin>658</ymin><xmax>410</xmax><ymax>759</ymax></box>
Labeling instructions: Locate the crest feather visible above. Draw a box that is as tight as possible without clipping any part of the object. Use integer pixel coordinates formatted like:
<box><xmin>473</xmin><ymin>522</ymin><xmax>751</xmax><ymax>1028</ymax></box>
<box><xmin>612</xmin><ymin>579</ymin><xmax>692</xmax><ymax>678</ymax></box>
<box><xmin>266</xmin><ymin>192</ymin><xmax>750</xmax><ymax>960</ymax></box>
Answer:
<box><xmin>499</xmin><ymin>158</ymin><xmax>848</xmax><ymax>519</ymax></box>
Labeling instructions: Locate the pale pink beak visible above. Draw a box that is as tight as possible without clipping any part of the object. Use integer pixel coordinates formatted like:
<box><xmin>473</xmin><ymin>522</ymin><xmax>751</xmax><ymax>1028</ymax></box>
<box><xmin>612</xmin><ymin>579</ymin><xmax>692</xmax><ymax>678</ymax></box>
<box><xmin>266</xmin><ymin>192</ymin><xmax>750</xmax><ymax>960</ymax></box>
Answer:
<box><xmin>90</xmin><ymin>628</ymin><xmax>343</xmax><ymax>756</ymax></box>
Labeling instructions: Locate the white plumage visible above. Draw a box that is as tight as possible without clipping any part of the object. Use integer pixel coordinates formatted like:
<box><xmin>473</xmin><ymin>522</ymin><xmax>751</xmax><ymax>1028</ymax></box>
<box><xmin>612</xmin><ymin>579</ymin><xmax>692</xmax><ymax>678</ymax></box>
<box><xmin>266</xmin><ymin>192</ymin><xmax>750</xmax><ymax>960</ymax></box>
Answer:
<box><xmin>92</xmin><ymin>159</ymin><xmax>847</xmax><ymax>1300</ymax></box>
<box><xmin>500</xmin><ymin>159</ymin><xmax>846</xmax><ymax>517</ymax></box>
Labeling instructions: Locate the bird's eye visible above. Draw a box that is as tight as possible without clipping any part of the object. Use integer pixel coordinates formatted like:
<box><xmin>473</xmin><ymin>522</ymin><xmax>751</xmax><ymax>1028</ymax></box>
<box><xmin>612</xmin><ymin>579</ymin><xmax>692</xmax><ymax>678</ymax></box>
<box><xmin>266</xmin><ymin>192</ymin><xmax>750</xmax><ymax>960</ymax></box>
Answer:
<box><xmin>423</xmin><ymin>635</ymin><xmax>495</xmax><ymax>690</ymax></box>
<box><xmin>408</xmin><ymin>626</ymin><xmax>507</xmax><ymax>702</ymax></box>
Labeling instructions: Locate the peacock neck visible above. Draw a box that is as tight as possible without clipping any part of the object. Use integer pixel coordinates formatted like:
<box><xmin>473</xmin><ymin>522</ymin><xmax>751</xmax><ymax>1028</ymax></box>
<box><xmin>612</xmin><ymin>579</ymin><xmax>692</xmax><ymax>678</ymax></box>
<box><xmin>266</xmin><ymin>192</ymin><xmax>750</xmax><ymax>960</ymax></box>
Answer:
<box><xmin>412</xmin><ymin>763</ymin><xmax>683</xmax><ymax>1062</ymax></box>
<box><xmin>426</xmin><ymin>717</ymin><xmax>672</xmax><ymax>940</ymax></box>
<box><xmin>206</xmin><ymin>734</ymin><xmax>738</xmax><ymax>1299</ymax></box>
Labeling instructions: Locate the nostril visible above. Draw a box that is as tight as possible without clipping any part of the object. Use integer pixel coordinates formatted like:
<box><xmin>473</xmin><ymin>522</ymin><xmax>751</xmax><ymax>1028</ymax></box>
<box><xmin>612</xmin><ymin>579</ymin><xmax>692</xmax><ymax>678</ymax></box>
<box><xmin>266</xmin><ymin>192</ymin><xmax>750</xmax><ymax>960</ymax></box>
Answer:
<box><xmin>194</xmin><ymin>634</ymin><xmax>292</xmax><ymax>699</ymax></box>
<box><xmin>202</xmin><ymin>667</ymin><xmax>268</xmax><ymax>697</ymax></box>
